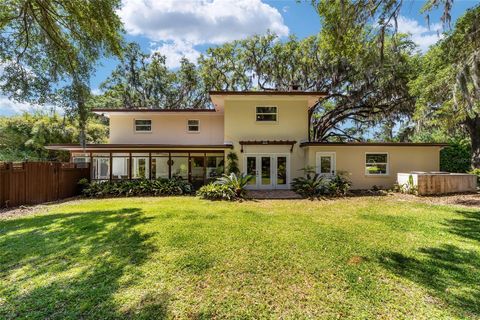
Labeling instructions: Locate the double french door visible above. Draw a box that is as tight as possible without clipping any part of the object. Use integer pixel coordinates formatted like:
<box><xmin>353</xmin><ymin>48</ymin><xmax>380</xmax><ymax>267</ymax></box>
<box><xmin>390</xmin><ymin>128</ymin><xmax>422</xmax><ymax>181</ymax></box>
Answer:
<box><xmin>244</xmin><ymin>154</ymin><xmax>290</xmax><ymax>189</ymax></box>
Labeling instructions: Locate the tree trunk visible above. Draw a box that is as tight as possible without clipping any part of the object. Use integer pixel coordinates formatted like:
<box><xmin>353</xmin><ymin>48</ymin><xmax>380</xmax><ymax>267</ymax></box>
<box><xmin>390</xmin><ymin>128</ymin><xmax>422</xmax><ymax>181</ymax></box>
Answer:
<box><xmin>465</xmin><ymin>116</ymin><xmax>480</xmax><ymax>169</ymax></box>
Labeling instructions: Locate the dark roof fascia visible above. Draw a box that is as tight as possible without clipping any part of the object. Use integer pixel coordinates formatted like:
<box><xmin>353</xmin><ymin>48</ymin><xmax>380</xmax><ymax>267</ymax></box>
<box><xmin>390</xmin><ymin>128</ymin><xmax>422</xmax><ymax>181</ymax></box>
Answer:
<box><xmin>299</xmin><ymin>142</ymin><xmax>448</xmax><ymax>147</ymax></box>
<box><xmin>46</xmin><ymin>143</ymin><xmax>233</xmax><ymax>150</ymax></box>
<box><xmin>92</xmin><ymin>108</ymin><xmax>216</xmax><ymax>113</ymax></box>
<box><xmin>208</xmin><ymin>90</ymin><xmax>328</xmax><ymax>96</ymax></box>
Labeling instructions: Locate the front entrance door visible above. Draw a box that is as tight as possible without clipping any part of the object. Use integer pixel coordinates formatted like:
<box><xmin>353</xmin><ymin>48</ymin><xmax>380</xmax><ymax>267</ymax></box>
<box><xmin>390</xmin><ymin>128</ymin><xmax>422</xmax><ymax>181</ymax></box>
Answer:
<box><xmin>244</xmin><ymin>154</ymin><xmax>290</xmax><ymax>189</ymax></box>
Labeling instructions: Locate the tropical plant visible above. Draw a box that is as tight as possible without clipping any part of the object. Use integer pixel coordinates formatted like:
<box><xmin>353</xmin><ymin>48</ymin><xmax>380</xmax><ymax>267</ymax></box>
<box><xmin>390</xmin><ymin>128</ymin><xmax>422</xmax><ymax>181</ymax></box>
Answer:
<box><xmin>399</xmin><ymin>174</ymin><xmax>418</xmax><ymax>195</ymax></box>
<box><xmin>214</xmin><ymin>173</ymin><xmax>253</xmax><ymax>198</ymax></box>
<box><xmin>226</xmin><ymin>152</ymin><xmax>240</xmax><ymax>174</ymax></box>
<box><xmin>327</xmin><ymin>172</ymin><xmax>352</xmax><ymax>196</ymax></box>
<box><xmin>291</xmin><ymin>170</ymin><xmax>326</xmax><ymax>199</ymax></box>
<box><xmin>292</xmin><ymin>167</ymin><xmax>352</xmax><ymax>199</ymax></box>
<box><xmin>196</xmin><ymin>184</ymin><xmax>236</xmax><ymax>201</ymax></box>
<box><xmin>81</xmin><ymin>177</ymin><xmax>192</xmax><ymax>198</ymax></box>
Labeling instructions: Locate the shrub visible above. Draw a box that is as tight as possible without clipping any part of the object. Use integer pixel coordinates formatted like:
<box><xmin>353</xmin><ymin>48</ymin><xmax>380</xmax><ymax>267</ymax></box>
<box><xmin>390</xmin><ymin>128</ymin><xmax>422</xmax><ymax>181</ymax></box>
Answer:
<box><xmin>82</xmin><ymin>177</ymin><xmax>192</xmax><ymax>198</ymax></box>
<box><xmin>196</xmin><ymin>184</ymin><xmax>236</xmax><ymax>200</ymax></box>
<box><xmin>326</xmin><ymin>172</ymin><xmax>352</xmax><ymax>196</ymax></box>
<box><xmin>214</xmin><ymin>172</ymin><xmax>253</xmax><ymax>198</ymax></box>
<box><xmin>226</xmin><ymin>152</ymin><xmax>240</xmax><ymax>174</ymax></box>
<box><xmin>468</xmin><ymin>168</ymin><xmax>480</xmax><ymax>186</ymax></box>
<box><xmin>197</xmin><ymin>173</ymin><xmax>253</xmax><ymax>200</ymax></box>
<box><xmin>292</xmin><ymin>168</ymin><xmax>351</xmax><ymax>199</ymax></box>
<box><xmin>291</xmin><ymin>171</ymin><xmax>326</xmax><ymax>199</ymax></box>
<box><xmin>440</xmin><ymin>140</ymin><xmax>471</xmax><ymax>172</ymax></box>
<box><xmin>399</xmin><ymin>174</ymin><xmax>418</xmax><ymax>195</ymax></box>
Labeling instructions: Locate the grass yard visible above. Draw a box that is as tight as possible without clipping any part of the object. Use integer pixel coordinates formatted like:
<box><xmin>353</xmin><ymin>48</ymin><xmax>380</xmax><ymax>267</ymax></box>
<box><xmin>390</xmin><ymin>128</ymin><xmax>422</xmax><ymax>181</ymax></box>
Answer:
<box><xmin>0</xmin><ymin>197</ymin><xmax>479</xmax><ymax>319</ymax></box>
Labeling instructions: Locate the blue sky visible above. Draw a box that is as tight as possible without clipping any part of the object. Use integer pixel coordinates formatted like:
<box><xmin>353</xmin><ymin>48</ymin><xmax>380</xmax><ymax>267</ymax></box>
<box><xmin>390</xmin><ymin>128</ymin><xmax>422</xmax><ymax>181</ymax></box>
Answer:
<box><xmin>0</xmin><ymin>0</ymin><xmax>477</xmax><ymax>115</ymax></box>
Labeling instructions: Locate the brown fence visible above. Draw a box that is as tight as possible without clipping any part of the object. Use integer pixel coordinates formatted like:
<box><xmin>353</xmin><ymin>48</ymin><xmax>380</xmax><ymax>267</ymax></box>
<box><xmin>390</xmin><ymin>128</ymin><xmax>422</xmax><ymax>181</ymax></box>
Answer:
<box><xmin>0</xmin><ymin>162</ymin><xmax>90</xmax><ymax>208</ymax></box>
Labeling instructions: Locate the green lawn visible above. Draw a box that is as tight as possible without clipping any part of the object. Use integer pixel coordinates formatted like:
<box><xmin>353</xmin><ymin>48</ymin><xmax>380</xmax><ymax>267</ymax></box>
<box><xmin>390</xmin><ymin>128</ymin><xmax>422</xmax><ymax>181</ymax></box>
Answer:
<box><xmin>0</xmin><ymin>197</ymin><xmax>479</xmax><ymax>319</ymax></box>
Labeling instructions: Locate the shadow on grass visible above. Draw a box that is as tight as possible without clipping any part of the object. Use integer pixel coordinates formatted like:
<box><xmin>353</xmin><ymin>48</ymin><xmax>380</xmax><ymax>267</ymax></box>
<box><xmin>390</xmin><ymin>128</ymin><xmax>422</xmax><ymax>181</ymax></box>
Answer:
<box><xmin>379</xmin><ymin>209</ymin><xmax>480</xmax><ymax>318</ymax></box>
<box><xmin>0</xmin><ymin>208</ymin><xmax>167</xmax><ymax>319</ymax></box>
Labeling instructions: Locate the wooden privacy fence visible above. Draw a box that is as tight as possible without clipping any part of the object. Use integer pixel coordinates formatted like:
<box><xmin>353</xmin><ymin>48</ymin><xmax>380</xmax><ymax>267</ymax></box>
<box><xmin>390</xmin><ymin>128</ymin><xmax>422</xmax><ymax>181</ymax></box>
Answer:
<box><xmin>0</xmin><ymin>162</ymin><xmax>90</xmax><ymax>208</ymax></box>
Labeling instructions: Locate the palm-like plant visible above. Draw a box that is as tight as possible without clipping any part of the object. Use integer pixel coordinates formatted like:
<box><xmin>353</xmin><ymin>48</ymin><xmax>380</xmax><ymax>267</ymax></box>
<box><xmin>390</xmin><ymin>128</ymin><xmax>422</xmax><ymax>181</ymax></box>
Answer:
<box><xmin>214</xmin><ymin>173</ymin><xmax>253</xmax><ymax>198</ymax></box>
<box><xmin>291</xmin><ymin>169</ymin><xmax>326</xmax><ymax>199</ymax></box>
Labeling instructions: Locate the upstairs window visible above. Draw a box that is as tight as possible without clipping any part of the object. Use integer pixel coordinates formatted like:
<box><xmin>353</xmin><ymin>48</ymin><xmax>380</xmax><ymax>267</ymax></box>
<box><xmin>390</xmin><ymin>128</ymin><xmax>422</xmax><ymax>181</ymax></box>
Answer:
<box><xmin>187</xmin><ymin>119</ymin><xmax>200</xmax><ymax>133</ymax></box>
<box><xmin>134</xmin><ymin>119</ymin><xmax>151</xmax><ymax>132</ymax></box>
<box><xmin>365</xmin><ymin>153</ymin><xmax>388</xmax><ymax>175</ymax></box>
<box><xmin>256</xmin><ymin>106</ymin><xmax>277</xmax><ymax>122</ymax></box>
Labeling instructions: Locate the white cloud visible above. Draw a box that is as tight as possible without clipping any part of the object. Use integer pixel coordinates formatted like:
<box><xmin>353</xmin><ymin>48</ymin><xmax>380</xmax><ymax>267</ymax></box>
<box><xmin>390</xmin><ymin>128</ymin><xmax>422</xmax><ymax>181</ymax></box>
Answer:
<box><xmin>120</xmin><ymin>0</ymin><xmax>289</xmax><ymax>44</ymax></box>
<box><xmin>0</xmin><ymin>96</ymin><xmax>58</xmax><ymax>116</ymax></box>
<box><xmin>0</xmin><ymin>97</ymin><xmax>33</xmax><ymax>115</ymax></box>
<box><xmin>150</xmin><ymin>40</ymin><xmax>201</xmax><ymax>69</ymax></box>
<box><xmin>396</xmin><ymin>16</ymin><xmax>443</xmax><ymax>52</ymax></box>
<box><xmin>120</xmin><ymin>0</ymin><xmax>289</xmax><ymax>68</ymax></box>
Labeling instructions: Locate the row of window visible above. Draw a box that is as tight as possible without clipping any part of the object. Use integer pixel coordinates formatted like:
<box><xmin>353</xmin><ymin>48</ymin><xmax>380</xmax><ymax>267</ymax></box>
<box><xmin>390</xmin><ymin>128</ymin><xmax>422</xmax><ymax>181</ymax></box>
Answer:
<box><xmin>72</xmin><ymin>152</ymin><xmax>224</xmax><ymax>181</ymax></box>
<box><xmin>133</xmin><ymin>106</ymin><xmax>278</xmax><ymax>133</ymax></box>
<box><xmin>134</xmin><ymin>119</ymin><xmax>200</xmax><ymax>133</ymax></box>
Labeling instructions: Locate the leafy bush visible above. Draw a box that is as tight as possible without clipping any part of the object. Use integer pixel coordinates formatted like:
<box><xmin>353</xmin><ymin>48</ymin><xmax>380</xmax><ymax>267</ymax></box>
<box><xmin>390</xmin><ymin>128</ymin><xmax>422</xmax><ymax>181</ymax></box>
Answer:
<box><xmin>326</xmin><ymin>172</ymin><xmax>352</xmax><ymax>196</ymax></box>
<box><xmin>291</xmin><ymin>170</ymin><xmax>326</xmax><ymax>199</ymax></box>
<box><xmin>197</xmin><ymin>173</ymin><xmax>253</xmax><ymax>200</ymax></box>
<box><xmin>82</xmin><ymin>177</ymin><xmax>192</xmax><ymax>198</ymax></box>
<box><xmin>214</xmin><ymin>172</ymin><xmax>253</xmax><ymax>198</ymax></box>
<box><xmin>468</xmin><ymin>168</ymin><xmax>480</xmax><ymax>186</ymax></box>
<box><xmin>226</xmin><ymin>152</ymin><xmax>240</xmax><ymax>174</ymax></box>
<box><xmin>196</xmin><ymin>184</ymin><xmax>236</xmax><ymax>200</ymax></box>
<box><xmin>292</xmin><ymin>168</ymin><xmax>351</xmax><ymax>199</ymax></box>
<box><xmin>440</xmin><ymin>141</ymin><xmax>471</xmax><ymax>172</ymax></box>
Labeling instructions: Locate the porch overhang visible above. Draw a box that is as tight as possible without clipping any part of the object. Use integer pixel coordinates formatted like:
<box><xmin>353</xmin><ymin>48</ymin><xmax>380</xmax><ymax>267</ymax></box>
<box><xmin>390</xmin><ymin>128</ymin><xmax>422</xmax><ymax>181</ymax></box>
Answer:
<box><xmin>46</xmin><ymin>143</ymin><xmax>234</xmax><ymax>152</ymax></box>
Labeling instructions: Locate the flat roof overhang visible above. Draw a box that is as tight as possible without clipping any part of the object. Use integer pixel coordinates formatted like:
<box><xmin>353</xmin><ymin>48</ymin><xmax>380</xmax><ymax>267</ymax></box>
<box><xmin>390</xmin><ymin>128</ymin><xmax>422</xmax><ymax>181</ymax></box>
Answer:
<box><xmin>209</xmin><ymin>90</ymin><xmax>328</xmax><ymax>111</ymax></box>
<box><xmin>46</xmin><ymin>143</ymin><xmax>234</xmax><ymax>152</ymax></box>
<box><xmin>300</xmin><ymin>142</ymin><xmax>448</xmax><ymax>147</ymax></box>
<box><xmin>92</xmin><ymin>108</ymin><xmax>219</xmax><ymax>117</ymax></box>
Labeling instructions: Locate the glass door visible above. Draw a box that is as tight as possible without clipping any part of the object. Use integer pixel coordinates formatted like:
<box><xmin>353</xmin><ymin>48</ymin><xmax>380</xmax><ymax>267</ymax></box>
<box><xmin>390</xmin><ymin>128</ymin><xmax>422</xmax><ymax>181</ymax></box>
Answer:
<box><xmin>245</xmin><ymin>155</ymin><xmax>284</xmax><ymax>189</ymax></box>
<box><xmin>259</xmin><ymin>156</ymin><xmax>273</xmax><ymax>189</ymax></box>
<box><xmin>246</xmin><ymin>156</ymin><xmax>257</xmax><ymax>188</ymax></box>
<box><xmin>190</xmin><ymin>155</ymin><xmax>205</xmax><ymax>189</ymax></box>
<box><xmin>316</xmin><ymin>152</ymin><xmax>336</xmax><ymax>176</ymax></box>
<box><xmin>275</xmin><ymin>156</ymin><xmax>288</xmax><ymax>189</ymax></box>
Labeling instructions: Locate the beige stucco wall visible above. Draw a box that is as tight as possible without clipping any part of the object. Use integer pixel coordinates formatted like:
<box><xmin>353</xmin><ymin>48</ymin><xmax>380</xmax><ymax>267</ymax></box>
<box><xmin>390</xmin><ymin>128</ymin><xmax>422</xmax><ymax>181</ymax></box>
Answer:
<box><xmin>304</xmin><ymin>146</ymin><xmax>441</xmax><ymax>189</ymax></box>
<box><xmin>108</xmin><ymin>113</ymin><xmax>224</xmax><ymax>144</ymax></box>
<box><xmin>223</xmin><ymin>98</ymin><xmax>309</xmax><ymax>177</ymax></box>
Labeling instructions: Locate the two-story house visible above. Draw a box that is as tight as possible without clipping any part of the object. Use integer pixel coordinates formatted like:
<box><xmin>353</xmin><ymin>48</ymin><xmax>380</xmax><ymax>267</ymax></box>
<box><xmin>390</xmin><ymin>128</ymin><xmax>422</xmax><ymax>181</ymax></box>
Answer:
<box><xmin>47</xmin><ymin>91</ymin><xmax>446</xmax><ymax>190</ymax></box>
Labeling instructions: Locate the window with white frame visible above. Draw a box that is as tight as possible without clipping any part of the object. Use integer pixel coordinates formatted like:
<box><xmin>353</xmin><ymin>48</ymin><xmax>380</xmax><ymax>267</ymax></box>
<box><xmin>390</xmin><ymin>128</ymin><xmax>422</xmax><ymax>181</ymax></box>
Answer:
<box><xmin>187</xmin><ymin>119</ymin><xmax>200</xmax><ymax>132</ymax></box>
<box><xmin>256</xmin><ymin>106</ymin><xmax>277</xmax><ymax>122</ymax></box>
<box><xmin>365</xmin><ymin>153</ymin><xmax>388</xmax><ymax>175</ymax></box>
<box><xmin>134</xmin><ymin>119</ymin><xmax>151</xmax><ymax>132</ymax></box>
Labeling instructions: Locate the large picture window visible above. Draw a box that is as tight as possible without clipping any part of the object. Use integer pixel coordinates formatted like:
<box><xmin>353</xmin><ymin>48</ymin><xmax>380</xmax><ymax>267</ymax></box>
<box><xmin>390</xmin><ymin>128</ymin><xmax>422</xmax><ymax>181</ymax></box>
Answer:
<box><xmin>112</xmin><ymin>153</ymin><xmax>129</xmax><ymax>179</ymax></box>
<box><xmin>365</xmin><ymin>153</ymin><xmax>388</xmax><ymax>175</ymax></box>
<box><xmin>256</xmin><ymin>106</ymin><xmax>277</xmax><ymax>122</ymax></box>
<box><xmin>132</xmin><ymin>153</ymin><xmax>149</xmax><ymax>179</ymax></box>
<box><xmin>134</xmin><ymin>119</ymin><xmax>151</xmax><ymax>132</ymax></box>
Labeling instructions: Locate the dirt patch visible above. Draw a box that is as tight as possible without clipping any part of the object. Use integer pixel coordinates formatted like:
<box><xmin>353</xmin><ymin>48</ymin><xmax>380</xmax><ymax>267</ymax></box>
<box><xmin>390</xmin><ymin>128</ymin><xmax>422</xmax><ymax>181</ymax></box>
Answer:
<box><xmin>0</xmin><ymin>197</ymin><xmax>81</xmax><ymax>220</ymax></box>
<box><xmin>347</xmin><ymin>256</ymin><xmax>365</xmax><ymax>265</ymax></box>
<box><xmin>393</xmin><ymin>192</ymin><xmax>480</xmax><ymax>208</ymax></box>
